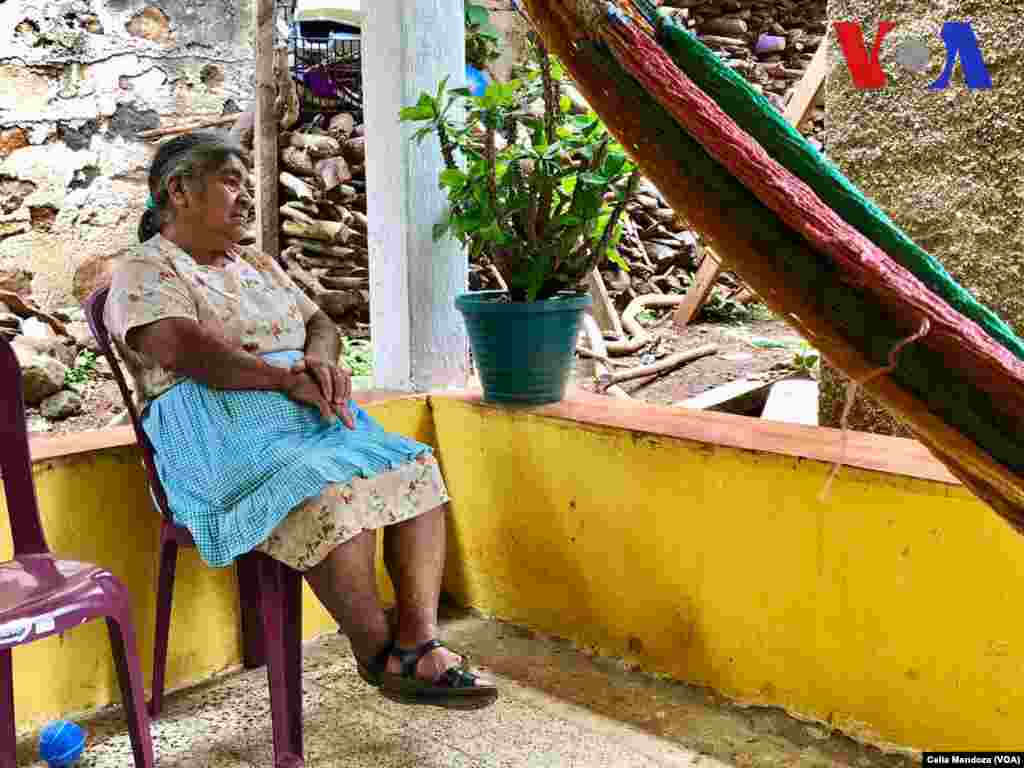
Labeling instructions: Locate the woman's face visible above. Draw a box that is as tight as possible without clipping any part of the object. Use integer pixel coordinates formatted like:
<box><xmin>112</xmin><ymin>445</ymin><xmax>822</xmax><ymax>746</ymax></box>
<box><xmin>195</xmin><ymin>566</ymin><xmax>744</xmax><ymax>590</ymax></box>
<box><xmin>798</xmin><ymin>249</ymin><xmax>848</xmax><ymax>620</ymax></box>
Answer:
<box><xmin>173</xmin><ymin>154</ymin><xmax>252</xmax><ymax>248</ymax></box>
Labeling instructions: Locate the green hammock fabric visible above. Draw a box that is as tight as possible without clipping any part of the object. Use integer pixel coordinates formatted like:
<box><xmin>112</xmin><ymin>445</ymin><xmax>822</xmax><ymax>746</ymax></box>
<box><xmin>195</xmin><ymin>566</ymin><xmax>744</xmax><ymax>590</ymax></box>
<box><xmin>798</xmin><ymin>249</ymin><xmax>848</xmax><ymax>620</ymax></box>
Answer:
<box><xmin>581</xmin><ymin>41</ymin><xmax>1024</xmax><ymax>475</ymax></box>
<box><xmin>642</xmin><ymin>7</ymin><xmax>1024</xmax><ymax>364</ymax></box>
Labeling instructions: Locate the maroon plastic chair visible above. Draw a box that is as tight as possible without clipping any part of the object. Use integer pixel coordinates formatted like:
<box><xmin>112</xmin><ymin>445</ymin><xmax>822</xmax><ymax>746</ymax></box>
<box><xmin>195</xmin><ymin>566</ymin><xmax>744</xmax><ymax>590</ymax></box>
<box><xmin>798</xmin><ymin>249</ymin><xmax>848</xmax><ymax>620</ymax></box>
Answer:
<box><xmin>0</xmin><ymin>337</ymin><xmax>155</xmax><ymax>768</ymax></box>
<box><xmin>84</xmin><ymin>286</ymin><xmax>305</xmax><ymax>768</ymax></box>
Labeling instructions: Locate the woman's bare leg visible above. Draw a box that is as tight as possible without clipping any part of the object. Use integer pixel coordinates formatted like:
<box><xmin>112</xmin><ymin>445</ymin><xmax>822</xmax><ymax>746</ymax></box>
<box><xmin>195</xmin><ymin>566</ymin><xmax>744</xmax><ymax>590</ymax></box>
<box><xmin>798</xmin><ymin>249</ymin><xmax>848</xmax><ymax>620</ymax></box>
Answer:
<box><xmin>383</xmin><ymin>505</ymin><xmax>489</xmax><ymax>683</ymax></box>
<box><xmin>304</xmin><ymin>529</ymin><xmax>391</xmax><ymax>665</ymax></box>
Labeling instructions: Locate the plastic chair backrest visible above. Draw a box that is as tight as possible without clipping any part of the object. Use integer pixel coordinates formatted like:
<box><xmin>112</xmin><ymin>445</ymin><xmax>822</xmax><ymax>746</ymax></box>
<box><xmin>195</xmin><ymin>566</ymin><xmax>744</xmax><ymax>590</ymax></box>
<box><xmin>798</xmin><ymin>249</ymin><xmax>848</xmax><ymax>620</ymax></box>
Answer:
<box><xmin>83</xmin><ymin>287</ymin><xmax>173</xmax><ymax>521</ymax></box>
<box><xmin>0</xmin><ymin>337</ymin><xmax>50</xmax><ymax>555</ymax></box>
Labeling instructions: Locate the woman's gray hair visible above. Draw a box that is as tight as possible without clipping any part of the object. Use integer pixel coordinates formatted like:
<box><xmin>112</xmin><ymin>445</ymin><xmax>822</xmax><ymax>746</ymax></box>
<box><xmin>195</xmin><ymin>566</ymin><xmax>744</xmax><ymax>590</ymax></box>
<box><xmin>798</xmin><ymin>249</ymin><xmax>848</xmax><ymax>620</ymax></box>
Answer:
<box><xmin>138</xmin><ymin>130</ymin><xmax>248</xmax><ymax>243</ymax></box>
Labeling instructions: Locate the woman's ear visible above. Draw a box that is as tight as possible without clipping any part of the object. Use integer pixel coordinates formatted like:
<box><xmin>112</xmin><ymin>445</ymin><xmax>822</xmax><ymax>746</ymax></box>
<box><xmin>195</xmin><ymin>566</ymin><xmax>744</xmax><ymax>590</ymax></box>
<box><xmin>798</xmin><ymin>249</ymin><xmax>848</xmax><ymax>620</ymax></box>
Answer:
<box><xmin>167</xmin><ymin>176</ymin><xmax>189</xmax><ymax>209</ymax></box>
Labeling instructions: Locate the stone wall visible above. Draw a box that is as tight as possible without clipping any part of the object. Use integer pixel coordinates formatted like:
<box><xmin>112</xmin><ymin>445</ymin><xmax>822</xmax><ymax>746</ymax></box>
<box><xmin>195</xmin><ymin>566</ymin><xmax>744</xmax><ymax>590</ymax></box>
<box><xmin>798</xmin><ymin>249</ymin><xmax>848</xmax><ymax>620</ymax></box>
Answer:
<box><xmin>0</xmin><ymin>0</ymin><xmax>256</xmax><ymax>308</ymax></box>
<box><xmin>820</xmin><ymin>0</ymin><xmax>1024</xmax><ymax>434</ymax></box>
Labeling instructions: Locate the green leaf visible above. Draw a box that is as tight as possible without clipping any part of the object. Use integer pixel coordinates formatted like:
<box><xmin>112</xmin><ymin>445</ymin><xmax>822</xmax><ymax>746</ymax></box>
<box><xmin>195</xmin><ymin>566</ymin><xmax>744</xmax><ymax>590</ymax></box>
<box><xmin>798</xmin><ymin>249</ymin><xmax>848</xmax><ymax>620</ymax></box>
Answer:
<box><xmin>399</xmin><ymin>92</ymin><xmax>437</xmax><ymax>122</ymax></box>
<box><xmin>579</xmin><ymin>172</ymin><xmax>608</xmax><ymax>185</ymax></box>
<box><xmin>439</xmin><ymin>168</ymin><xmax>467</xmax><ymax>191</ymax></box>
<box><xmin>466</xmin><ymin>3</ymin><xmax>490</xmax><ymax>26</ymax></box>
<box><xmin>559</xmin><ymin>95</ymin><xmax>572</xmax><ymax>113</ymax></box>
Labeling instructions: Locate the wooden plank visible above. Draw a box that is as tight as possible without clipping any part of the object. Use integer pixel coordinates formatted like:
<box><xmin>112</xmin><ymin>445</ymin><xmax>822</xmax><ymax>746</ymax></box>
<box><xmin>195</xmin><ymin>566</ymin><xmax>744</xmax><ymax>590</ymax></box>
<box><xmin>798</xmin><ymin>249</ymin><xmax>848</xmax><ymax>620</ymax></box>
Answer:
<box><xmin>586</xmin><ymin>267</ymin><xmax>624</xmax><ymax>337</ymax></box>
<box><xmin>254</xmin><ymin>0</ymin><xmax>279</xmax><ymax>259</ymax></box>
<box><xmin>671</xmin><ymin>248</ymin><xmax>724</xmax><ymax>329</ymax></box>
<box><xmin>783</xmin><ymin>31</ymin><xmax>829</xmax><ymax>129</ymax></box>
<box><xmin>673</xmin><ymin>376</ymin><xmax>778</xmax><ymax>415</ymax></box>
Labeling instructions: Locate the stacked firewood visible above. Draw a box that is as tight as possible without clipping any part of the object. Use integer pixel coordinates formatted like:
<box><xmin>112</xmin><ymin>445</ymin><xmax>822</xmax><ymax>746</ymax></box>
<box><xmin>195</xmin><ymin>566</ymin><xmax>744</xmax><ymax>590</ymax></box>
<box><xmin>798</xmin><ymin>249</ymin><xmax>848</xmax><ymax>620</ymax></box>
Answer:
<box><xmin>274</xmin><ymin>113</ymin><xmax>370</xmax><ymax>328</ymax></box>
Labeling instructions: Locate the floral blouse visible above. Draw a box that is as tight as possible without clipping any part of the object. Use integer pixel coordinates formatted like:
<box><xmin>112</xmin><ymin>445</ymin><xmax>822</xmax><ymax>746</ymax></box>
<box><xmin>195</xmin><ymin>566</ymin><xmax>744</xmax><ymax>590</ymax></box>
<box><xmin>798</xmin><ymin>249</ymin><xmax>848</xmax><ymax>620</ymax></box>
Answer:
<box><xmin>105</xmin><ymin>234</ymin><xmax>321</xmax><ymax>408</ymax></box>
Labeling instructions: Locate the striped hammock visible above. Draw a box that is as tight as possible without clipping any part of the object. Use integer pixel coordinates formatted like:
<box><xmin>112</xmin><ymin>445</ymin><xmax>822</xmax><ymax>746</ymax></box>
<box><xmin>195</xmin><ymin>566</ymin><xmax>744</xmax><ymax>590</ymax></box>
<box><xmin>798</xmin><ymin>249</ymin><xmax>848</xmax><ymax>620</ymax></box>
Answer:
<box><xmin>522</xmin><ymin>0</ymin><xmax>1024</xmax><ymax>531</ymax></box>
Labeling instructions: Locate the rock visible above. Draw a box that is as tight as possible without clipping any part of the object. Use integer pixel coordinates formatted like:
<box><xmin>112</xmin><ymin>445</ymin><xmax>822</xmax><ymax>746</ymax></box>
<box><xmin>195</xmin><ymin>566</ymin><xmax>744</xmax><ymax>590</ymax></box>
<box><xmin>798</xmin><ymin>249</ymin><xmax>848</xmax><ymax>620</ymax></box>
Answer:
<box><xmin>40</xmin><ymin>390</ymin><xmax>83</xmax><ymax>420</ymax></box>
<box><xmin>66</xmin><ymin>321</ymin><xmax>99</xmax><ymax>352</ymax></box>
<box><xmin>700</xmin><ymin>18</ymin><xmax>749</xmax><ymax>37</ymax></box>
<box><xmin>12</xmin><ymin>345</ymin><xmax>67</xmax><ymax>404</ymax></box>
<box><xmin>12</xmin><ymin>335</ymin><xmax>77</xmax><ymax>367</ymax></box>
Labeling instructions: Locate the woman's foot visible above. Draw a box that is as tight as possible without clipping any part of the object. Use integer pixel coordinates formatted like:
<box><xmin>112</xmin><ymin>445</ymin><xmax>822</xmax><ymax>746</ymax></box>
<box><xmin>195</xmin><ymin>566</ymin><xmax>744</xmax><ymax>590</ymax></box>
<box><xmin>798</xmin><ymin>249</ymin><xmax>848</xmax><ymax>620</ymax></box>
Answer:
<box><xmin>380</xmin><ymin>638</ymin><xmax>498</xmax><ymax>708</ymax></box>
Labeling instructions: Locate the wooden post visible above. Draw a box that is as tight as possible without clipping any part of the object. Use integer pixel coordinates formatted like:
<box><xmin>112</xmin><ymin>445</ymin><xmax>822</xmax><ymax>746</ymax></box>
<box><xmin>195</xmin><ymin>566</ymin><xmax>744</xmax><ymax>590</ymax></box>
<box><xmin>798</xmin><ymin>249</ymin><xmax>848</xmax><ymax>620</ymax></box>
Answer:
<box><xmin>671</xmin><ymin>30</ymin><xmax>829</xmax><ymax>331</ymax></box>
<box><xmin>254</xmin><ymin>0</ymin><xmax>279</xmax><ymax>260</ymax></box>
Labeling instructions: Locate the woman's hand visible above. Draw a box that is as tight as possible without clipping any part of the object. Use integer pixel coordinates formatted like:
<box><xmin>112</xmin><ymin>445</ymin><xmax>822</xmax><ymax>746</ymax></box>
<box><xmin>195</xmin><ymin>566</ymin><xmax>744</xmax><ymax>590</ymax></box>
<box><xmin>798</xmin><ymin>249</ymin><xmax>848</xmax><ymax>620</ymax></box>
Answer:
<box><xmin>290</xmin><ymin>355</ymin><xmax>355</xmax><ymax>429</ymax></box>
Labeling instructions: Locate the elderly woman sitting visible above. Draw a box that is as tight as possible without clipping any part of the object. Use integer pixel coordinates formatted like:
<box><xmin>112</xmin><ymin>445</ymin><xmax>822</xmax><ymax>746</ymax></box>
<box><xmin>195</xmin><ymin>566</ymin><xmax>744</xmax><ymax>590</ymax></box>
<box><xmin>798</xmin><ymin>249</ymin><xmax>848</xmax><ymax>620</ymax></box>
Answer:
<box><xmin>105</xmin><ymin>131</ymin><xmax>496</xmax><ymax>708</ymax></box>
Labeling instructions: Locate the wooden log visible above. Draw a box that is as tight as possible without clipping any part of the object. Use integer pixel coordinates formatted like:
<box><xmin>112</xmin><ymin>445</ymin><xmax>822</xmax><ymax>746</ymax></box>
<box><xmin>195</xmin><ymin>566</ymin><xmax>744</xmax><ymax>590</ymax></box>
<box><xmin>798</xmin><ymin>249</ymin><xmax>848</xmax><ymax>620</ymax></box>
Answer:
<box><xmin>279</xmin><ymin>171</ymin><xmax>319</xmax><ymax>203</ymax></box>
<box><xmin>282</xmin><ymin>218</ymin><xmax>352</xmax><ymax>244</ymax></box>
<box><xmin>279</xmin><ymin>203</ymin><xmax>316</xmax><ymax>225</ymax></box>
<box><xmin>316</xmin><ymin>156</ymin><xmax>352</xmax><ymax>192</ymax></box>
<box><xmin>321</xmin><ymin>275</ymin><xmax>369</xmax><ymax>290</ymax></box>
<box><xmin>136</xmin><ymin>113</ymin><xmax>239</xmax><ymax>139</ymax></box>
<box><xmin>348</xmin><ymin>211</ymin><xmax>368</xmax><ymax>233</ymax></box>
<box><xmin>284</xmin><ymin>238</ymin><xmax>359</xmax><ymax>260</ymax></box>
<box><xmin>254</xmin><ymin>0</ymin><xmax>278</xmax><ymax>259</ymax></box>
<box><xmin>606</xmin><ymin>294</ymin><xmax>684</xmax><ymax>356</ymax></box>
<box><xmin>343</xmin><ymin>136</ymin><xmax>366</xmax><ymax>164</ymax></box>
<box><xmin>598</xmin><ymin>344</ymin><xmax>718</xmax><ymax>388</ymax></box>
<box><xmin>280</xmin><ymin>131</ymin><xmax>342</xmax><ymax>159</ymax></box>
<box><xmin>281</xmin><ymin>146</ymin><xmax>315</xmax><ymax>177</ymax></box>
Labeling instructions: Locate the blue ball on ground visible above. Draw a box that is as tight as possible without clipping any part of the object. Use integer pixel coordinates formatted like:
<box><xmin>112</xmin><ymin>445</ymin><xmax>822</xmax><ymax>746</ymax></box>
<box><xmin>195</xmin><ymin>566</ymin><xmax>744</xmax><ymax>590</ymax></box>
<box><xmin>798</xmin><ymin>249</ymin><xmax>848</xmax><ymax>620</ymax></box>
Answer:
<box><xmin>38</xmin><ymin>720</ymin><xmax>86</xmax><ymax>767</ymax></box>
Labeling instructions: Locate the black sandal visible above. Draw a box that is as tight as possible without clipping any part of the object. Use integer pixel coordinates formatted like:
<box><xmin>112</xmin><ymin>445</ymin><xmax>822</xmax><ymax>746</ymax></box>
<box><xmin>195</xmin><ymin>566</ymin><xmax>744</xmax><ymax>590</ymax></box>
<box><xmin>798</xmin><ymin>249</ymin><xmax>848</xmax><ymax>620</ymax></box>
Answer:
<box><xmin>379</xmin><ymin>638</ymin><xmax>498</xmax><ymax>709</ymax></box>
<box><xmin>356</xmin><ymin>642</ymin><xmax>393</xmax><ymax>687</ymax></box>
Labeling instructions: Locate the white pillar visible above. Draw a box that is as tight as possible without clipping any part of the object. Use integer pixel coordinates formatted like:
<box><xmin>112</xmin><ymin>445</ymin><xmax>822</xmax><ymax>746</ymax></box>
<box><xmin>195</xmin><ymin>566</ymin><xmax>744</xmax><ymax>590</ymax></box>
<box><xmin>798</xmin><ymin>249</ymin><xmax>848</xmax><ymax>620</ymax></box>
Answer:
<box><xmin>362</xmin><ymin>0</ymin><xmax>469</xmax><ymax>392</ymax></box>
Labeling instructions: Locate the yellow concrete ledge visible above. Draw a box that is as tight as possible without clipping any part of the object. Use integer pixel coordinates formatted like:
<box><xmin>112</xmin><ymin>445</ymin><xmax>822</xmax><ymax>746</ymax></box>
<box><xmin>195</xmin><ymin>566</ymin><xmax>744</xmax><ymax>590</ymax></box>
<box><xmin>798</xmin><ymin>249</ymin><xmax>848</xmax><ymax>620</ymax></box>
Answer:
<box><xmin>7</xmin><ymin>387</ymin><xmax>1020</xmax><ymax>754</ymax></box>
<box><xmin>432</xmin><ymin>390</ymin><xmax>1021</xmax><ymax>753</ymax></box>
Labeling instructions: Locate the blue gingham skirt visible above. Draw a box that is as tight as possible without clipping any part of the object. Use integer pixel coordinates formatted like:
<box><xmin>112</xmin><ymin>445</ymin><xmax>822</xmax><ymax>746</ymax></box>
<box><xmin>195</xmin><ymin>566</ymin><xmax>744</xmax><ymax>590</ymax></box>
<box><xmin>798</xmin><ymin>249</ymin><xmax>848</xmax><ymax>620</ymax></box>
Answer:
<box><xmin>142</xmin><ymin>350</ymin><xmax>433</xmax><ymax>567</ymax></box>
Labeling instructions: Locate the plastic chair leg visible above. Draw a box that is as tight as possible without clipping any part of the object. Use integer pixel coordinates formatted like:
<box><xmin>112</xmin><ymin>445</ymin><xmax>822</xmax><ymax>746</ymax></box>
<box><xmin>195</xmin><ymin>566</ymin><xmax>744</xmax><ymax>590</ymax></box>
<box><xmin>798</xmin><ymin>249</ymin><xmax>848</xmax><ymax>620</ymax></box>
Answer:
<box><xmin>149</xmin><ymin>534</ymin><xmax>179</xmax><ymax>718</ymax></box>
<box><xmin>236</xmin><ymin>554</ymin><xmax>267</xmax><ymax>670</ymax></box>
<box><xmin>107</xmin><ymin>614</ymin><xmax>156</xmax><ymax>768</ymax></box>
<box><xmin>282</xmin><ymin>566</ymin><xmax>304</xmax><ymax>755</ymax></box>
<box><xmin>0</xmin><ymin>650</ymin><xmax>15</xmax><ymax>768</ymax></box>
<box><xmin>252</xmin><ymin>554</ymin><xmax>304</xmax><ymax>766</ymax></box>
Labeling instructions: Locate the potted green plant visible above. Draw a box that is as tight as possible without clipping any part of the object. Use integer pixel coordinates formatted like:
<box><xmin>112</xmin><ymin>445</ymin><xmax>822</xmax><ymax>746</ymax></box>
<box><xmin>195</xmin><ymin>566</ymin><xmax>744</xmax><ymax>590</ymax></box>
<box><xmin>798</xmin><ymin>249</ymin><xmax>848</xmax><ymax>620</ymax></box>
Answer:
<box><xmin>400</xmin><ymin>39</ymin><xmax>641</xmax><ymax>404</ymax></box>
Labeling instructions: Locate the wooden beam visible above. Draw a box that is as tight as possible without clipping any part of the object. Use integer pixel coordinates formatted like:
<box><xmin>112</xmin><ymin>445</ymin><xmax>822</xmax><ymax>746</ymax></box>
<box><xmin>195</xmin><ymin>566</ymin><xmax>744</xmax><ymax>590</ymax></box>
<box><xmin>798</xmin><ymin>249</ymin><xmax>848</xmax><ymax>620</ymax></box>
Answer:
<box><xmin>783</xmin><ymin>32</ymin><xmax>830</xmax><ymax>129</ymax></box>
<box><xmin>254</xmin><ymin>0</ymin><xmax>279</xmax><ymax>259</ymax></box>
<box><xmin>586</xmin><ymin>267</ymin><xmax>624</xmax><ymax>337</ymax></box>
<box><xmin>672</xmin><ymin>248</ymin><xmax>724</xmax><ymax>329</ymax></box>
<box><xmin>672</xmin><ymin>34</ymin><xmax>829</xmax><ymax>332</ymax></box>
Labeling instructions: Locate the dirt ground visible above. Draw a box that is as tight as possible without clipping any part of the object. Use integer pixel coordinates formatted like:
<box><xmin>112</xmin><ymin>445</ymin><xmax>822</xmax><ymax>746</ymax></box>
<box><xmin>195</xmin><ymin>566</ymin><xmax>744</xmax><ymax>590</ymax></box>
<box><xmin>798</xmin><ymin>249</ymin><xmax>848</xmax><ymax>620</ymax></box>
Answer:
<box><xmin>575</xmin><ymin>312</ymin><xmax>814</xmax><ymax>406</ymax></box>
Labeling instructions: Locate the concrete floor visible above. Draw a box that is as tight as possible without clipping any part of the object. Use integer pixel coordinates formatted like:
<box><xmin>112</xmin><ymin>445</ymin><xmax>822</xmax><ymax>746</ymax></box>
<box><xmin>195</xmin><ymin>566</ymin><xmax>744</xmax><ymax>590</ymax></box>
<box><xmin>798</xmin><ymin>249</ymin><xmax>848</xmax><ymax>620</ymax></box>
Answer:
<box><xmin>17</xmin><ymin>606</ymin><xmax>919</xmax><ymax>767</ymax></box>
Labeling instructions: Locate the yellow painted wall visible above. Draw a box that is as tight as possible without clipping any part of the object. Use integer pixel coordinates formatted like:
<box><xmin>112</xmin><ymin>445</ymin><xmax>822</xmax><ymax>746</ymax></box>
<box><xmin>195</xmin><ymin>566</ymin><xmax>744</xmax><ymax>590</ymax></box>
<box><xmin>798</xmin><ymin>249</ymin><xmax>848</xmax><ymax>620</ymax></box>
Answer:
<box><xmin>0</xmin><ymin>397</ymin><xmax>433</xmax><ymax>731</ymax></box>
<box><xmin>432</xmin><ymin>397</ymin><xmax>1024</xmax><ymax>753</ymax></box>
<box><xmin>8</xmin><ymin>390</ymin><xmax>1024</xmax><ymax>752</ymax></box>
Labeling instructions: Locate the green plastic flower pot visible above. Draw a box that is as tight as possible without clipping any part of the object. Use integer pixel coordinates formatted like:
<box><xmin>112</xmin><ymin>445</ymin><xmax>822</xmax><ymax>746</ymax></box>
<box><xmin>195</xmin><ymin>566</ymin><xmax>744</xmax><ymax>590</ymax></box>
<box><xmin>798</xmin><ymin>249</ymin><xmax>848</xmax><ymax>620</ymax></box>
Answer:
<box><xmin>456</xmin><ymin>290</ymin><xmax>592</xmax><ymax>405</ymax></box>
